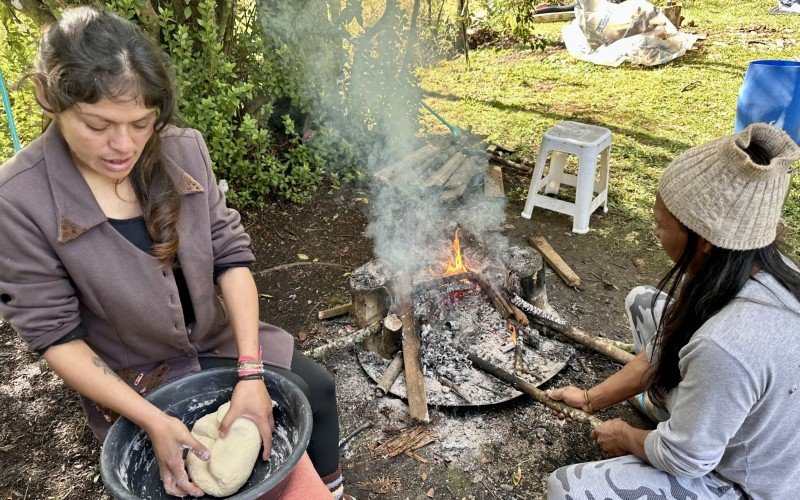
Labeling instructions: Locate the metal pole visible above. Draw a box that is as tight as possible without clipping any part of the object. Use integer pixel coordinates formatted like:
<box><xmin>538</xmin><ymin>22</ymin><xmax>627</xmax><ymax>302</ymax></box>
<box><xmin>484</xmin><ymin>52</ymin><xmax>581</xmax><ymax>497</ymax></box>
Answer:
<box><xmin>0</xmin><ymin>70</ymin><xmax>22</xmax><ymax>153</ymax></box>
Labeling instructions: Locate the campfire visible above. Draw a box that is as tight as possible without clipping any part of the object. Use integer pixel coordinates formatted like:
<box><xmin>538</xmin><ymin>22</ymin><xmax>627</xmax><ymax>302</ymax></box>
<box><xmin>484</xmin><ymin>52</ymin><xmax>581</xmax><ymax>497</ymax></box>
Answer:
<box><xmin>350</xmin><ymin>227</ymin><xmax>575</xmax><ymax>419</ymax></box>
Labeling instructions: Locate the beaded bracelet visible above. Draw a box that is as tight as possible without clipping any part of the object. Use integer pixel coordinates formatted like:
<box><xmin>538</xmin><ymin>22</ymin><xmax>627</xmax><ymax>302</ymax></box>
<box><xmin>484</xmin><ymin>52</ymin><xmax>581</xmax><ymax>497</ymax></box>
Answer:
<box><xmin>238</xmin><ymin>374</ymin><xmax>264</xmax><ymax>382</ymax></box>
<box><xmin>237</xmin><ymin>346</ymin><xmax>263</xmax><ymax>364</ymax></box>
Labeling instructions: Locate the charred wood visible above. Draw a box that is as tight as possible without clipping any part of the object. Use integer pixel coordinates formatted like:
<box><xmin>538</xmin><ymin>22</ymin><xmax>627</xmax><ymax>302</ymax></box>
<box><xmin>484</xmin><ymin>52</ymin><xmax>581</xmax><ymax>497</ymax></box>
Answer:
<box><xmin>395</xmin><ymin>274</ymin><xmax>430</xmax><ymax>422</ymax></box>
<box><xmin>510</xmin><ymin>294</ymin><xmax>634</xmax><ymax>365</ymax></box>
<box><xmin>467</xmin><ymin>353</ymin><xmax>603</xmax><ymax>428</ymax></box>
<box><xmin>375</xmin><ymin>351</ymin><xmax>405</xmax><ymax>397</ymax></box>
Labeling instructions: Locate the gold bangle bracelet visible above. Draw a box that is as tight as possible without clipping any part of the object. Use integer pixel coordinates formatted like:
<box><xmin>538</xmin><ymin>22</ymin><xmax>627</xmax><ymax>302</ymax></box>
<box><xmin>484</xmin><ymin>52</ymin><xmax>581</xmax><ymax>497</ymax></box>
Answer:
<box><xmin>583</xmin><ymin>389</ymin><xmax>594</xmax><ymax>414</ymax></box>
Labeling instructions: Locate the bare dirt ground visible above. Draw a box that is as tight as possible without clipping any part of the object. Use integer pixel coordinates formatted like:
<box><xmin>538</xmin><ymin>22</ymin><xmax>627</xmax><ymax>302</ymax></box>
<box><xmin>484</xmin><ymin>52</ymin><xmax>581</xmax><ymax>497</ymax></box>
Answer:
<box><xmin>0</xmin><ymin>171</ymin><xmax>669</xmax><ymax>499</ymax></box>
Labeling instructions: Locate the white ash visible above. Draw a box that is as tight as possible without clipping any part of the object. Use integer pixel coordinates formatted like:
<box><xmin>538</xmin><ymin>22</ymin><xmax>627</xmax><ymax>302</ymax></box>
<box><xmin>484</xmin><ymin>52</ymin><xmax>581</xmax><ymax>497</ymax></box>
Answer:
<box><xmin>419</xmin><ymin>324</ymin><xmax>472</xmax><ymax>383</ymax></box>
<box><xmin>349</xmin><ymin>260</ymin><xmax>392</xmax><ymax>291</ymax></box>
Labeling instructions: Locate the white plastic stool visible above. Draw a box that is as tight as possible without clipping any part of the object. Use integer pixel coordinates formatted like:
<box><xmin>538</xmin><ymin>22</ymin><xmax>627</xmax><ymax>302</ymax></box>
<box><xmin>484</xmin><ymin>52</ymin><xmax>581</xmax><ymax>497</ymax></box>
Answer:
<box><xmin>521</xmin><ymin>121</ymin><xmax>611</xmax><ymax>234</ymax></box>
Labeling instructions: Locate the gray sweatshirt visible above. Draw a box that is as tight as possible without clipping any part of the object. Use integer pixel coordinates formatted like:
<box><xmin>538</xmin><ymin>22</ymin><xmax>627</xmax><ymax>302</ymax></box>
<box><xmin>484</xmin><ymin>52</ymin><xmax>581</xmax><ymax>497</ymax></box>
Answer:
<box><xmin>644</xmin><ymin>270</ymin><xmax>800</xmax><ymax>499</ymax></box>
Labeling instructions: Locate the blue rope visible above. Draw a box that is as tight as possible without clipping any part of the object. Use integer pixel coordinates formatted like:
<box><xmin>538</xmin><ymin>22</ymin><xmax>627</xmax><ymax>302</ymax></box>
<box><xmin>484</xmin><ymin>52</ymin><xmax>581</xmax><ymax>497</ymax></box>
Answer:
<box><xmin>0</xmin><ymin>70</ymin><xmax>22</xmax><ymax>153</ymax></box>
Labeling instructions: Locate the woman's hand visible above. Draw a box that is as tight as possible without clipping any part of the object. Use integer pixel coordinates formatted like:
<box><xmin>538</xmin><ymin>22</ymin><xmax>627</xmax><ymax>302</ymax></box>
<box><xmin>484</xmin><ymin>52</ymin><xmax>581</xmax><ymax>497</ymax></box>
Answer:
<box><xmin>219</xmin><ymin>379</ymin><xmax>275</xmax><ymax>460</ymax></box>
<box><xmin>144</xmin><ymin>414</ymin><xmax>210</xmax><ymax>497</ymax></box>
<box><xmin>590</xmin><ymin>419</ymin><xmax>634</xmax><ymax>457</ymax></box>
<box><xmin>547</xmin><ymin>386</ymin><xmax>592</xmax><ymax>412</ymax></box>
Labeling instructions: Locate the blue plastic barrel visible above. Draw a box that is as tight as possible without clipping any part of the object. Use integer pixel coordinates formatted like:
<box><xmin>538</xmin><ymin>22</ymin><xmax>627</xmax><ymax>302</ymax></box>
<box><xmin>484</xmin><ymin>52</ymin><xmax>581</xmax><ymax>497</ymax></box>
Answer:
<box><xmin>735</xmin><ymin>60</ymin><xmax>800</xmax><ymax>144</ymax></box>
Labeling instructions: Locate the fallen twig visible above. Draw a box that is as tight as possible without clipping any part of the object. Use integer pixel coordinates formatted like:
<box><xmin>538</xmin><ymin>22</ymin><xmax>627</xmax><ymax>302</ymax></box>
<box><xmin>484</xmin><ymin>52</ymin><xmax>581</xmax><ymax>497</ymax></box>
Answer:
<box><xmin>253</xmin><ymin>261</ymin><xmax>348</xmax><ymax>277</ymax></box>
<box><xmin>339</xmin><ymin>420</ymin><xmax>374</xmax><ymax>449</ymax></box>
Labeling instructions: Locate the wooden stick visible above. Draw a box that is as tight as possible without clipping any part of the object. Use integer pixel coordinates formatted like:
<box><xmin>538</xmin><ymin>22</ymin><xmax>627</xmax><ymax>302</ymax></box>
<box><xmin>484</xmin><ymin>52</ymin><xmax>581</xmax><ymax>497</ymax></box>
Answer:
<box><xmin>438</xmin><ymin>375</ymin><xmax>472</xmax><ymax>403</ymax></box>
<box><xmin>513</xmin><ymin>329</ymin><xmax>524</xmax><ymax>376</ymax></box>
<box><xmin>531</xmin><ymin>11</ymin><xmax>575</xmax><ymax>23</ymax></box>
<box><xmin>423</xmin><ymin>152</ymin><xmax>467</xmax><ymax>187</ymax></box>
<box><xmin>339</xmin><ymin>421</ymin><xmax>374</xmax><ymax>449</ymax></box>
<box><xmin>507</xmin><ymin>301</ymin><xmax>530</xmax><ymax>327</ymax></box>
<box><xmin>395</xmin><ymin>274</ymin><xmax>430</xmax><ymax>423</ymax></box>
<box><xmin>467</xmin><ymin>353</ymin><xmax>603</xmax><ymax>428</ymax></box>
<box><xmin>510</xmin><ymin>294</ymin><xmax>634</xmax><ymax>365</ymax></box>
<box><xmin>486</xmin><ymin>151</ymin><xmax>533</xmax><ymax>174</ymax></box>
<box><xmin>607</xmin><ymin>339</ymin><xmax>635</xmax><ymax>354</ymax></box>
<box><xmin>375</xmin><ymin>352</ymin><xmax>404</xmax><ymax>397</ymax></box>
<box><xmin>318</xmin><ymin>302</ymin><xmax>352</xmax><ymax>320</ymax></box>
<box><xmin>374</xmin><ymin>144</ymin><xmax>438</xmax><ymax>184</ymax></box>
<box><xmin>442</xmin><ymin>157</ymin><xmax>483</xmax><ymax>201</ymax></box>
<box><xmin>528</xmin><ymin>236</ymin><xmax>581</xmax><ymax>287</ymax></box>
<box><xmin>303</xmin><ymin>325</ymin><xmax>374</xmax><ymax>359</ymax></box>
<box><xmin>488</xmin><ymin>290</ymin><xmax>511</xmax><ymax>320</ymax></box>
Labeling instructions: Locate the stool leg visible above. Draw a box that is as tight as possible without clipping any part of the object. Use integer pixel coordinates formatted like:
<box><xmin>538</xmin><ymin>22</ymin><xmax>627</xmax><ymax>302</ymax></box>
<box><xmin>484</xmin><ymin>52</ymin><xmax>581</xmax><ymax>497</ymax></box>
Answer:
<box><xmin>521</xmin><ymin>147</ymin><xmax>550</xmax><ymax>219</ymax></box>
<box><xmin>543</xmin><ymin>152</ymin><xmax>567</xmax><ymax>195</ymax></box>
<box><xmin>571</xmin><ymin>152</ymin><xmax>597</xmax><ymax>234</ymax></box>
<box><xmin>599</xmin><ymin>146</ymin><xmax>610</xmax><ymax>213</ymax></box>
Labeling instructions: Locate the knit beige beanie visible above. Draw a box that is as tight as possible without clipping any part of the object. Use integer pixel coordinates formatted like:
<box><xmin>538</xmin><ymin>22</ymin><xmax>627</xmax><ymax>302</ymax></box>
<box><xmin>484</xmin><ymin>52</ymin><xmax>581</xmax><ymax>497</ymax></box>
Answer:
<box><xmin>658</xmin><ymin>123</ymin><xmax>800</xmax><ymax>250</ymax></box>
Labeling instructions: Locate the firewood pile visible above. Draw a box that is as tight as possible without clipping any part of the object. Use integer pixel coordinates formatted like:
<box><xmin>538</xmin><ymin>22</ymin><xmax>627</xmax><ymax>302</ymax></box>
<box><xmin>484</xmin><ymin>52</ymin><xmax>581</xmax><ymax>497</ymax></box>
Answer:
<box><xmin>373</xmin><ymin>136</ymin><xmax>505</xmax><ymax>201</ymax></box>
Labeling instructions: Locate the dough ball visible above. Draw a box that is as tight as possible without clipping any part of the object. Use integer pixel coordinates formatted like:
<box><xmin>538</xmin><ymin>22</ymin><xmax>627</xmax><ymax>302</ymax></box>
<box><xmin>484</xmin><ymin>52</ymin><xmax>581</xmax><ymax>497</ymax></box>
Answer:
<box><xmin>186</xmin><ymin>401</ymin><xmax>262</xmax><ymax>497</ymax></box>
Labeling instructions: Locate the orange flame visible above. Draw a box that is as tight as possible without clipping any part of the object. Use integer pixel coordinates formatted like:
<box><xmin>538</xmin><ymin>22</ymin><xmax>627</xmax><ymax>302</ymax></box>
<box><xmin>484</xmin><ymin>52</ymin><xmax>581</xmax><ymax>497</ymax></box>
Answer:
<box><xmin>507</xmin><ymin>321</ymin><xmax>518</xmax><ymax>345</ymax></box>
<box><xmin>443</xmin><ymin>228</ymin><xmax>469</xmax><ymax>276</ymax></box>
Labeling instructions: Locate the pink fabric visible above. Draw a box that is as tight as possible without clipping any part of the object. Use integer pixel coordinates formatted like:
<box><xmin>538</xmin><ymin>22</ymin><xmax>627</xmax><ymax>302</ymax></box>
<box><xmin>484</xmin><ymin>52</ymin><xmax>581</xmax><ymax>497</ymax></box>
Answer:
<box><xmin>257</xmin><ymin>452</ymin><xmax>332</xmax><ymax>500</ymax></box>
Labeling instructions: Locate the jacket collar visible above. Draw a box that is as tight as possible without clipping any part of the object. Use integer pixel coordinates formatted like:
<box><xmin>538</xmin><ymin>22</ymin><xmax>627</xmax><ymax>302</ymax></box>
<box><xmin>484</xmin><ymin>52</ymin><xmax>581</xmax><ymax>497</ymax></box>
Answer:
<box><xmin>43</xmin><ymin>124</ymin><xmax>204</xmax><ymax>244</ymax></box>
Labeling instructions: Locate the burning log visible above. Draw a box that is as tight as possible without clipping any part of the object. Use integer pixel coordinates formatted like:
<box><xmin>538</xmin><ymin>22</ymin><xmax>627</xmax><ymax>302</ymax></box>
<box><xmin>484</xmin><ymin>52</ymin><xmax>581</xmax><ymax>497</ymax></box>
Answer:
<box><xmin>395</xmin><ymin>274</ymin><xmax>430</xmax><ymax>423</ymax></box>
<box><xmin>350</xmin><ymin>261</ymin><xmax>391</xmax><ymax>329</ymax></box>
<box><xmin>467</xmin><ymin>353</ymin><xmax>603</xmax><ymax>428</ymax></box>
<box><xmin>488</xmin><ymin>289</ymin><xmax>512</xmax><ymax>320</ymax></box>
<box><xmin>510</xmin><ymin>294</ymin><xmax>635</xmax><ymax>365</ymax></box>
<box><xmin>318</xmin><ymin>302</ymin><xmax>352</xmax><ymax>320</ymax></box>
<box><xmin>375</xmin><ymin>351</ymin><xmax>404</xmax><ymax>398</ymax></box>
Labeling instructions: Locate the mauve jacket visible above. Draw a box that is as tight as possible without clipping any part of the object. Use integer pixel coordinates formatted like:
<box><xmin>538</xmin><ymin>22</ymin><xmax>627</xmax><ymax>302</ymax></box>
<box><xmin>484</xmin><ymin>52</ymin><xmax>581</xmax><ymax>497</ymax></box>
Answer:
<box><xmin>0</xmin><ymin>124</ymin><xmax>294</xmax><ymax>438</ymax></box>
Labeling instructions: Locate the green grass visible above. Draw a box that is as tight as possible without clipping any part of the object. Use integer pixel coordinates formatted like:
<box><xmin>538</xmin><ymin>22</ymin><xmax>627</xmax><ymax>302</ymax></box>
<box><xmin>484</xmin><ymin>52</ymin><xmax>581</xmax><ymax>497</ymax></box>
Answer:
<box><xmin>418</xmin><ymin>0</ymin><xmax>800</xmax><ymax>257</ymax></box>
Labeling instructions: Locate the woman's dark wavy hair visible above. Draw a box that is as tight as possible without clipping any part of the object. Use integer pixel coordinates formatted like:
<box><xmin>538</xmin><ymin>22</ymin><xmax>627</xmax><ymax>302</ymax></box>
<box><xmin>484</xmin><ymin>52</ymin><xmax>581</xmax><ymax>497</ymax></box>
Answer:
<box><xmin>648</xmin><ymin>221</ymin><xmax>800</xmax><ymax>406</ymax></box>
<box><xmin>29</xmin><ymin>7</ymin><xmax>180</xmax><ymax>267</ymax></box>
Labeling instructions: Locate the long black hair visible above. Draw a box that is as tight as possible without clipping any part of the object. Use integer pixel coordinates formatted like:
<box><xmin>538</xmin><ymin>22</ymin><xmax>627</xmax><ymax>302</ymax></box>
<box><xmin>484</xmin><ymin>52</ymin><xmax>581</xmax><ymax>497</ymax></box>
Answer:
<box><xmin>649</xmin><ymin>235</ymin><xmax>800</xmax><ymax>404</ymax></box>
<box><xmin>29</xmin><ymin>7</ymin><xmax>181</xmax><ymax>267</ymax></box>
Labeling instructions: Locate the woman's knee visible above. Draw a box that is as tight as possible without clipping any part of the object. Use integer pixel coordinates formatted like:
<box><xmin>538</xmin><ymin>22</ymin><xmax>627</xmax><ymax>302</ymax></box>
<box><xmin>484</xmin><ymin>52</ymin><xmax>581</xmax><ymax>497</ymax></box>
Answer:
<box><xmin>310</xmin><ymin>368</ymin><xmax>336</xmax><ymax>411</ymax></box>
<box><xmin>625</xmin><ymin>285</ymin><xmax>659</xmax><ymax>312</ymax></box>
<box><xmin>546</xmin><ymin>467</ymin><xmax>571</xmax><ymax>499</ymax></box>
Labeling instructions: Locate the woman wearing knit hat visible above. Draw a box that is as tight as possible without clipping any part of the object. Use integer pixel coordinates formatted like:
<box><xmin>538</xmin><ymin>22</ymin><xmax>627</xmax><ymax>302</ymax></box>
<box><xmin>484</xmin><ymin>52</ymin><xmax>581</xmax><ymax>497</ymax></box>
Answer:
<box><xmin>545</xmin><ymin>123</ymin><xmax>800</xmax><ymax>499</ymax></box>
